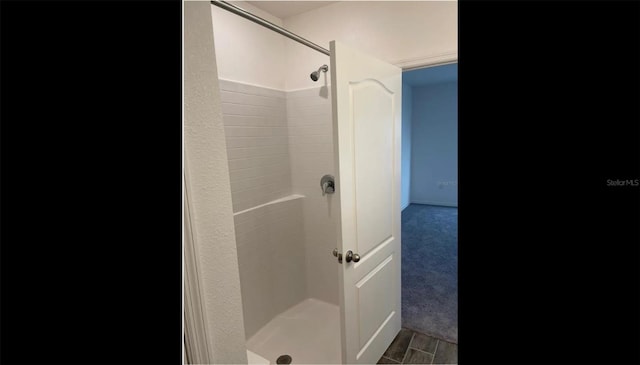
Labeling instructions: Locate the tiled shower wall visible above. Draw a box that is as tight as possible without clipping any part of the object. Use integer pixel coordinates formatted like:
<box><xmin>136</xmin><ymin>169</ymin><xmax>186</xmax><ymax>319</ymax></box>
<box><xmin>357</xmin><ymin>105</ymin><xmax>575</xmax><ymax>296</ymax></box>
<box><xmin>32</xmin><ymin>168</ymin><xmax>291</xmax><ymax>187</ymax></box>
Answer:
<box><xmin>287</xmin><ymin>86</ymin><xmax>338</xmax><ymax>306</ymax></box>
<box><xmin>220</xmin><ymin>80</ymin><xmax>306</xmax><ymax>339</ymax></box>
<box><xmin>232</xmin><ymin>196</ymin><xmax>306</xmax><ymax>339</ymax></box>
<box><xmin>219</xmin><ymin>79</ymin><xmax>292</xmax><ymax>213</ymax></box>
<box><xmin>220</xmin><ymin>79</ymin><xmax>338</xmax><ymax>338</ymax></box>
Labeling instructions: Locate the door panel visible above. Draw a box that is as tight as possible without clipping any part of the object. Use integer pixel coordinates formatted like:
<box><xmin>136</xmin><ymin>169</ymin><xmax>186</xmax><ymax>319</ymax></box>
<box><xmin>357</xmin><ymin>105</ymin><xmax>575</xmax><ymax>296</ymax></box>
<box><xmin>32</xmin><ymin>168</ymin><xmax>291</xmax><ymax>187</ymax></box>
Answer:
<box><xmin>331</xmin><ymin>40</ymin><xmax>402</xmax><ymax>364</ymax></box>
<box><xmin>352</xmin><ymin>80</ymin><xmax>395</xmax><ymax>257</ymax></box>
<box><xmin>356</xmin><ymin>254</ymin><xmax>396</xmax><ymax>349</ymax></box>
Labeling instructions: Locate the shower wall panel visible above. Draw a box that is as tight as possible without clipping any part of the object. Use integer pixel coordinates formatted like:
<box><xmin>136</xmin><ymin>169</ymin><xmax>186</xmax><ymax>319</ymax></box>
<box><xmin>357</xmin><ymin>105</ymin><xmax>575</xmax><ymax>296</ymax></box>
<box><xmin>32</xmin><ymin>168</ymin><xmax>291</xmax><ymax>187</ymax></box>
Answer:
<box><xmin>219</xmin><ymin>80</ymin><xmax>339</xmax><ymax>338</ymax></box>
<box><xmin>220</xmin><ymin>80</ymin><xmax>307</xmax><ymax>340</ymax></box>
<box><xmin>287</xmin><ymin>87</ymin><xmax>339</xmax><ymax>306</ymax></box>
<box><xmin>233</xmin><ymin>196</ymin><xmax>306</xmax><ymax>339</ymax></box>
<box><xmin>219</xmin><ymin>79</ymin><xmax>293</xmax><ymax>213</ymax></box>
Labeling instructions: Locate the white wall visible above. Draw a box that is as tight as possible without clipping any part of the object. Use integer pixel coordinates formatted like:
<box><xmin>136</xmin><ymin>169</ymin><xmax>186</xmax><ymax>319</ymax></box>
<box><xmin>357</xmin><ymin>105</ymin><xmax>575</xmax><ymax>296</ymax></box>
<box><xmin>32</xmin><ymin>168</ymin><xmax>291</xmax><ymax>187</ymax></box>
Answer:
<box><xmin>410</xmin><ymin>81</ymin><xmax>458</xmax><ymax>207</ymax></box>
<box><xmin>284</xmin><ymin>1</ymin><xmax>458</xmax><ymax>90</ymax></box>
<box><xmin>211</xmin><ymin>1</ymin><xmax>457</xmax><ymax>91</ymax></box>
<box><xmin>184</xmin><ymin>2</ymin><xmax>248</xmax><ymax>363</ymax></box>
<box><xmin>284</xmin><ymin>37</ymin><xmax>332</xmax><ymax>91</ymax></box>
<box><xmin>211</xmin><ymin>1</ymin><xmax>287</xmax><ymax>90</ymax></box>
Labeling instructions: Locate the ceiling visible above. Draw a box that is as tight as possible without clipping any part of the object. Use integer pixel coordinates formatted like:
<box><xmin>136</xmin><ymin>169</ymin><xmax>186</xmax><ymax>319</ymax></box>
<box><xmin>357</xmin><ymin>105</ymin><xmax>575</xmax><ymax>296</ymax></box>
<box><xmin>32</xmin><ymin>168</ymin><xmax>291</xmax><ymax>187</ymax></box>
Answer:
<box><xmin>245</xmin><ymin>1</ymin><xmax>338</xmax><ymax>19</ymax></box>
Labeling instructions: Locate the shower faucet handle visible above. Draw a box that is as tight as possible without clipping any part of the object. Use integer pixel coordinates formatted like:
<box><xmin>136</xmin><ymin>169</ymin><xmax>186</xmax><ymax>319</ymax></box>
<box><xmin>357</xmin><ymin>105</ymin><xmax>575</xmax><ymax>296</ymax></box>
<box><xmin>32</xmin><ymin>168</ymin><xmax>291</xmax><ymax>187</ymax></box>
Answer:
<box><xmin>320</xmin><ymin>174</ymin><xmax>335</xmax><ymax>196</ymax></box>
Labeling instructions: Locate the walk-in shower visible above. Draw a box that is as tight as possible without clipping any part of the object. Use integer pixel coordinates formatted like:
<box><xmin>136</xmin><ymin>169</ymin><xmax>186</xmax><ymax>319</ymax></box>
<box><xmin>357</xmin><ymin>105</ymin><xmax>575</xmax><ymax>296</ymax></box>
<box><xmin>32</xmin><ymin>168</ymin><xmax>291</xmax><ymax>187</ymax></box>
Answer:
<box><xmin>310</xmin><ymin>64</ymin><xmax>329</xmax><ymax>81</ymax></box>
<box><xmin>210</xmin><ymin>1</ymin><xmax>340</xmax><ymax>363</ymax></box>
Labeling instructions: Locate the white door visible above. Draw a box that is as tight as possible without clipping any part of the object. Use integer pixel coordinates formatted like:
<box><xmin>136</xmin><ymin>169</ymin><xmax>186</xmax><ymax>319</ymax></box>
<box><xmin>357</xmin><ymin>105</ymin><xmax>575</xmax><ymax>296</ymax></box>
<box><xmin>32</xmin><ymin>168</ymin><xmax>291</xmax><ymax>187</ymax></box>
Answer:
<box><xmin>330</xmin><ymin>40</ymin><xmax>402</xmax><ymax>364</ymax></box>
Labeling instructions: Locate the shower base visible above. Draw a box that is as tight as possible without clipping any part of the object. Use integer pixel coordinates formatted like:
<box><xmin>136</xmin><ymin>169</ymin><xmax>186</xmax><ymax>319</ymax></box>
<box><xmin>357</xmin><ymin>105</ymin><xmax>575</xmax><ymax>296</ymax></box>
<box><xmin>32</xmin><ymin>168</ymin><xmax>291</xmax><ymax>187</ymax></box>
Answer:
<box><xmin>247</xmin><ymin>298</ymin><xmax>341</xmax><ymax>364</ymax></box>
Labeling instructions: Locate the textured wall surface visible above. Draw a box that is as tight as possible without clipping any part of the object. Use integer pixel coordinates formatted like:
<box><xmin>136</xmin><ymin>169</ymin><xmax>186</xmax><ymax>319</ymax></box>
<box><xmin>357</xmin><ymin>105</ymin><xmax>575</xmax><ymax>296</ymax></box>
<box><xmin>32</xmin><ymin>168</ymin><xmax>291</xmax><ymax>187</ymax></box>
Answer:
<box><xmin>219</xmin><ymin>80</ymin><xmax>292</xmax><ymax>213</ymax></box>
<box><xmin>184</xmin><ymin>2</ymin><xmax>247</xmax><ymax>363</ymax></box>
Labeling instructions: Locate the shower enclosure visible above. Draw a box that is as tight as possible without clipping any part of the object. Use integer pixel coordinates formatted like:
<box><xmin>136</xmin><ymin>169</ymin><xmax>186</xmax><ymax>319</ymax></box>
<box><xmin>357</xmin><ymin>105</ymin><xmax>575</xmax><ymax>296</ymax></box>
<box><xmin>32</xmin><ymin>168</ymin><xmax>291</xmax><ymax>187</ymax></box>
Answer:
<box><xmin>217</xmin><ymin>67</ymin><xmax>341</xmax><ymax>363</ymax></box>
<box><xmin>190</xmin><ymin>2</ymin><xmax>403</xmax><ymax>363</ymax></box>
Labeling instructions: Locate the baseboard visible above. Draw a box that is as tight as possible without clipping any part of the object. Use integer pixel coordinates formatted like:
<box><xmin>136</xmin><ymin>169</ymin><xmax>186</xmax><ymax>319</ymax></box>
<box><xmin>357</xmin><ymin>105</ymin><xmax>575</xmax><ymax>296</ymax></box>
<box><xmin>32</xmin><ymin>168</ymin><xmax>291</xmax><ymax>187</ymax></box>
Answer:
<box><xmin>410</xmin><ymin>200</ymin><xmax>457</xmax><ymax>208</ymax></box>
<box><xmin>401</xmin><ymin>202</ymin><xmax>410</xmax><ymax>211</ymax></box>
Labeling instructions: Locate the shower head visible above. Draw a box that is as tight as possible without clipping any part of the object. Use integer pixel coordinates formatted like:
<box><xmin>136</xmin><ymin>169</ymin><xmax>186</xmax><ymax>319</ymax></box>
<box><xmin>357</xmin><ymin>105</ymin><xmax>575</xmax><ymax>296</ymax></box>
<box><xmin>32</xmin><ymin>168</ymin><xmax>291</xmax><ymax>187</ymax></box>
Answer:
<box><xmin>310</xmin><ymin>64</ymin><xmax>329</xmax><ymax>81</ymax></box>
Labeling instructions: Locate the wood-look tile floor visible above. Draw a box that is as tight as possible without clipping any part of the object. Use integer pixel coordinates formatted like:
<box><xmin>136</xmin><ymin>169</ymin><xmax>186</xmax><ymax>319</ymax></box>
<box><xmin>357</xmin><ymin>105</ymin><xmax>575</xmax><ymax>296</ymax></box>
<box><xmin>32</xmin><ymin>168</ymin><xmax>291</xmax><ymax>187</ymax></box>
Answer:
<box><xmin>378</xmin><ymin>328</ymin><xmax>458</xmax><ymax>364</ymax></box>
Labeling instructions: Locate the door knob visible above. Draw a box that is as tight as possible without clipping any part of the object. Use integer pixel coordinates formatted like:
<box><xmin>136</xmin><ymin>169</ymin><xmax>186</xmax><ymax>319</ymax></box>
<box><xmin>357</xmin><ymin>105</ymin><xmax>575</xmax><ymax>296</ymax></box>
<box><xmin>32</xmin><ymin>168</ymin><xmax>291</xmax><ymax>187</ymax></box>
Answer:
<box><xmin>345</xmin><ymin>250</ymin><xmax>360</xmax><ymax>263</ymax></box>
<box><xmin>332</xmin><ymin>248</ymin><xmax>343</xmax><ymax>263</ymax></box>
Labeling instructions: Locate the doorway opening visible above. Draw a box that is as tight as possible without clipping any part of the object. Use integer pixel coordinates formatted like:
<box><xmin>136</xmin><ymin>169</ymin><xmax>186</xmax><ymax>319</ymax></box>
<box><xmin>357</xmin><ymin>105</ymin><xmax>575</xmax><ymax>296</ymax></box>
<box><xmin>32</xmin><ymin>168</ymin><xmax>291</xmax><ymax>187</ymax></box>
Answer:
<box><xmin>400</xmin><ymin>63</ymin><xmax>458</xmax><ymax>344</ymax></box>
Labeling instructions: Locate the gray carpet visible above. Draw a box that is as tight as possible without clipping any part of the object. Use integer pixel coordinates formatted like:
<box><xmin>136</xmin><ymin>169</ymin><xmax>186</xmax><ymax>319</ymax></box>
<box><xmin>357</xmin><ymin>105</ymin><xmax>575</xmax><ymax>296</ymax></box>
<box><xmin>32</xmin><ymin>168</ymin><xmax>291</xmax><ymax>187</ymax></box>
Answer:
<box><xmin>401</xmin><ymin>204</ymin><xmax>458</xmax><ymax>343</ymax></box>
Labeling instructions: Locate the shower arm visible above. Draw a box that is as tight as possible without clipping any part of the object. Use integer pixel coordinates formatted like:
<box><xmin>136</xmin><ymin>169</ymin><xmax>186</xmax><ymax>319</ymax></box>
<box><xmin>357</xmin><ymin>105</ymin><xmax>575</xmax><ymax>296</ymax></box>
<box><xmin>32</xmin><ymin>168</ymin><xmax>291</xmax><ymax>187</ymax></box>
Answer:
<box><xmin>210</xmin><ymin>0</ymin><xmax>330</xmax><ymax>56</ymax></box>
